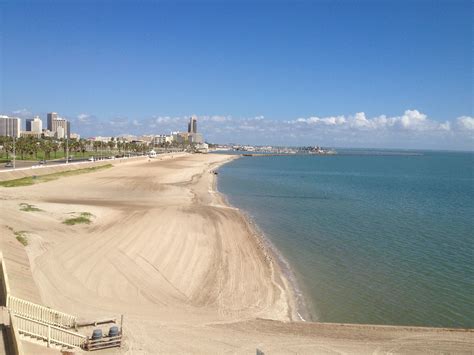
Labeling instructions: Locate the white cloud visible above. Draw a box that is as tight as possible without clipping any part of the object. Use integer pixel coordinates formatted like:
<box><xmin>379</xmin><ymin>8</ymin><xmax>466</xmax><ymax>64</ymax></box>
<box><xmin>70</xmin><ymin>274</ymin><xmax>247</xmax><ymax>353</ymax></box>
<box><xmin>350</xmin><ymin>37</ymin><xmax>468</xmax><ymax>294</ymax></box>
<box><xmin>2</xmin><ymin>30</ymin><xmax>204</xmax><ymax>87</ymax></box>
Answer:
<box><xmin>398</xmin><ymin>110</ymin><xmax>427</xmax><ymax>129</ymax></box>
<box><xmin>209</xmin><ymin>115</ymin><xmax>230</xmax><ymax>122</ymax></box>
<box><xmin>11</xmin><ymin>108</ymin><xmax>32</xmax><ymax>118</ymax></box>
<box><xmin>53</xmin><ymin>109</ymin><xmax>473</xmax><ymax>150</ymax></box>
<box><xmin>290</xmin><ymin>110</ymin><xmax>453</xmax><ymax>133</ymax></box>
<box><xmin>457</xmin><ymin>116</ymin><xmax>474</xmax><ymax>131</ymax></box>
<box><xmin>352</xmin><ymin>112</ymin><xmax>371</xmax><ymax>128</ymax></box>
<box><xmin>439</xmin><ymin>121</ymin><xmax>451</xmax><ymax>131</ymax></box>
<box><xmin>109</xmin><ymin>118</ymin><xmax>129</xmax><ymax>128</ymax></box>
<box><xmin>77</xmin><ymin>113</ymin><xmax>92</xmax><ymax>124</ymax></box>
<box><xmin>296</xmin><ymin>115</ymin><xmax>346</xmax><ymax>126</ymax></box>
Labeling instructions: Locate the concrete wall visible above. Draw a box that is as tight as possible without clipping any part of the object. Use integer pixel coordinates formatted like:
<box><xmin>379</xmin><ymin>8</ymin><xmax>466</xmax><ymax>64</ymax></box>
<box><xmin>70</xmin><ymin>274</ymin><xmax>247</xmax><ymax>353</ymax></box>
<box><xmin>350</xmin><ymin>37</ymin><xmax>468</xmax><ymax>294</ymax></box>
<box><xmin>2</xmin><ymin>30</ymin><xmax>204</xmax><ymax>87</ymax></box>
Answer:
<box><xmin>0</xmin><ymin>252</ymin><xmax>10</xmax><ymax>308</ymax></box>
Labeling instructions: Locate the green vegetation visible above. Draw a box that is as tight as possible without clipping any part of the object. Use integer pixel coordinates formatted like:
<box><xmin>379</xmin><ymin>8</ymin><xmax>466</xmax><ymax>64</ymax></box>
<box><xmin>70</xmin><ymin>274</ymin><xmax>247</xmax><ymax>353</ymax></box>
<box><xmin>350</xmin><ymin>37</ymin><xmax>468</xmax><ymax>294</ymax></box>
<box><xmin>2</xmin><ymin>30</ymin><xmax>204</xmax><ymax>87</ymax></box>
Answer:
<box><xmin>0</xmin><ymin>164</ymin><xmax>112</xmax><ymax>188</ymax></box>
<box><xmin>19</xmin><ymin>203</ymin><xmax>43</xmax><ymax>212</ymax></box>
<box><xmin>14</xmin><ymin>231</ymin><xmax>28</xmax><ymax>246</ymax></box>
<box><xmin>0</xmin><ymin>151</ymin><xmax>97</xmax><ymax>162</ymax></box>
<box><xmin>4</xmin><ymin>226</ymin><xmax>28</xmax><ymax>246</ymax></box>
<box><xmin>0</xmin><ymin>136</ymin><xmax>153</xmax><ymax>162</ymax></box>
<box><xmin>63</xmin><ymin>212</ymin><xmax>94</xmax><ymax>225</ymax></box>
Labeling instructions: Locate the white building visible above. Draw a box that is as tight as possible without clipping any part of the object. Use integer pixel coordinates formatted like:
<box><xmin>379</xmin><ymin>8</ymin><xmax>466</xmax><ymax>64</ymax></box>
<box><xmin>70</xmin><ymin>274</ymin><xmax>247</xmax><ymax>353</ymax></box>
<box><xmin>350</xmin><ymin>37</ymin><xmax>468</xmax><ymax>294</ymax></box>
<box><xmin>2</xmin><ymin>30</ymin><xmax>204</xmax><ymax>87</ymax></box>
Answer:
<box><xmin>152</xmin><ymin>134</ymin><xmax>174</xmax><ymax>145</ymax></box>
<box><xmin>31</xmin><ymin>116</ymin><xmax>42</xmax><ymax>134</ymax></box>
<box><xmin>195</xmin><ymin>142</ymin><xmax>209</xmax><ymax>153</ymax></box>
<box><xmin>56</xmin><ymin>126</ymin><xmax>66</xmax><ymax>139</ymax></box>
<box><xmin>93</xmin><ymin>136</ymin><xmax>112</xmax><ymax>143</ymax></box>
<box><xmin>0</xmin><ymin>115</ymin><xmax>21</xmax><ymax>137</ymax></box>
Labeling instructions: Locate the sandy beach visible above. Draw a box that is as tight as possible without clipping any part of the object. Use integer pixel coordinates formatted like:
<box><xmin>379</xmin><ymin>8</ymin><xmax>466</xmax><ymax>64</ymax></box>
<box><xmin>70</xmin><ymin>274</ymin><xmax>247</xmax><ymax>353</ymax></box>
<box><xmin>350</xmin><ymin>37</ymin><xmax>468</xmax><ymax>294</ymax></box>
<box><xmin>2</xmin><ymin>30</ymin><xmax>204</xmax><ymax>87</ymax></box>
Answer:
<box><xmin>0</xmin><ymin>153</ymin><xmax>472</xmax><ymax>354</ymax></box>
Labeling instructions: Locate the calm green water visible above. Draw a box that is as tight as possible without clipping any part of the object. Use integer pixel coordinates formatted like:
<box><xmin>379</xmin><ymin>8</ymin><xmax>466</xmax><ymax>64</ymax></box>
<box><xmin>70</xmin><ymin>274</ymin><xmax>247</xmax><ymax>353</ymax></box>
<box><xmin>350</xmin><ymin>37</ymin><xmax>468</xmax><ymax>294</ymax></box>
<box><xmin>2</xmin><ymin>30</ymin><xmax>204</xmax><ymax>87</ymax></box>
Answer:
<box><xmin>217</xmin><ymin>151</ymin><xmax>474</xmax><ymax>328</ymax></box>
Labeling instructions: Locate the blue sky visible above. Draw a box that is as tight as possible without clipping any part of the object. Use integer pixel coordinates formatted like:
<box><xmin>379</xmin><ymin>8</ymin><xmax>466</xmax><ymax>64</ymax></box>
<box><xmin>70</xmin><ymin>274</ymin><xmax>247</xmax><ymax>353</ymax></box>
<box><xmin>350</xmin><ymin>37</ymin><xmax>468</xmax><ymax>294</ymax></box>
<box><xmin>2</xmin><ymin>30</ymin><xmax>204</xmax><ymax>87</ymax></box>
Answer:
<box><xmin>0</xmin><ymin>0</ymin><xmax>472</xmax><ymax>149</ymax></box>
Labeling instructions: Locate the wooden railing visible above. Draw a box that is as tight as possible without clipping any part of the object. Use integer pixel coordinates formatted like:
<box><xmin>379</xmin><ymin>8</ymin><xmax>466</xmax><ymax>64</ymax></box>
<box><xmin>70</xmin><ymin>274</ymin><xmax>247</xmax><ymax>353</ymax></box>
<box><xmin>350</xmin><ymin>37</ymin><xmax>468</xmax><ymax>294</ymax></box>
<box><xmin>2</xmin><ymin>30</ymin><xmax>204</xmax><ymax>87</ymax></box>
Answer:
<box><xmin>14</xmin><ymin>314</ymin><xmax>86</xmax><ymax>349</ymax></box>
<box><xmin>7</xmin><ymin>295</ymin><xmax>77</xmax><ymax>329</ymax></box>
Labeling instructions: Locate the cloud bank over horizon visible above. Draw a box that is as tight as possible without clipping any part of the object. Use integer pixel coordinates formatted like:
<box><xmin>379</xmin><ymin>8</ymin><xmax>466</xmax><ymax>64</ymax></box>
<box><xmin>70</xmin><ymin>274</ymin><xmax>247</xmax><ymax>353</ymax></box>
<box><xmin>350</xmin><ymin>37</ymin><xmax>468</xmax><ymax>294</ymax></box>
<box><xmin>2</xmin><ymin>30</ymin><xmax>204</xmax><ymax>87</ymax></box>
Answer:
<box><xmin>7</xmin><ymin>108</ymin><xmax>474</xmax><ymax>151</ymax></box>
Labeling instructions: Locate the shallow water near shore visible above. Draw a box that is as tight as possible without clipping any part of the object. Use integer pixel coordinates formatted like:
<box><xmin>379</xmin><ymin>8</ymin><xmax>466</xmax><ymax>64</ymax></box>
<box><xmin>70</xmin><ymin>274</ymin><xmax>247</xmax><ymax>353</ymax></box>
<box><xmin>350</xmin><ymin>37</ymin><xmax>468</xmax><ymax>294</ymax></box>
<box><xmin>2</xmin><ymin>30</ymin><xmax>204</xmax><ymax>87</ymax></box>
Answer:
<box><xmin>217</xmin><ymin>150</ymin><xmax>474</xmax><ymax>328</ymax></box>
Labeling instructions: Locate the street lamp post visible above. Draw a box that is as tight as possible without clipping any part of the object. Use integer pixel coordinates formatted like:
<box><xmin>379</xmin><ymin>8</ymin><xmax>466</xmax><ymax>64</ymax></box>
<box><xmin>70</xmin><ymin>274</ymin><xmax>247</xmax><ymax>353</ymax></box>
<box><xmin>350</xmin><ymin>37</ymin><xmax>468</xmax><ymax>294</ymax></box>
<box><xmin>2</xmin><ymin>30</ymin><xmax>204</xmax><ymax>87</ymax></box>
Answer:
<box><xmin>13</xmin><ymin>136</ymin><xmax>16</xmax><ymax>169</ymax></box>
<box><xmin>66</xmin><ymin>135</ymin><xmax>69</xmax><ymax>164</ymax></box>
<box><xmin>12</xmin><ymin>135</ymin><xmax>16</xmax><ymax>169</ymax></box>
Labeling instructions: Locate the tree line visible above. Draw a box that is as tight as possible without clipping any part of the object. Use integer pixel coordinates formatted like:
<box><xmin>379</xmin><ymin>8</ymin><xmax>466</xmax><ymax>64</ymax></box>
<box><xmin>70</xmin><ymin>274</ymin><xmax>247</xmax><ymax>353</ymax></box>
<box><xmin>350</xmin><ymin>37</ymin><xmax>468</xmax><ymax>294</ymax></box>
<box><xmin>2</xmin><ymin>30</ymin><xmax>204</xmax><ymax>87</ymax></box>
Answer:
<box><xmin>0</xmin><ymin>136</ymin><xmax>155</xmax><ymax>161</ymax></box>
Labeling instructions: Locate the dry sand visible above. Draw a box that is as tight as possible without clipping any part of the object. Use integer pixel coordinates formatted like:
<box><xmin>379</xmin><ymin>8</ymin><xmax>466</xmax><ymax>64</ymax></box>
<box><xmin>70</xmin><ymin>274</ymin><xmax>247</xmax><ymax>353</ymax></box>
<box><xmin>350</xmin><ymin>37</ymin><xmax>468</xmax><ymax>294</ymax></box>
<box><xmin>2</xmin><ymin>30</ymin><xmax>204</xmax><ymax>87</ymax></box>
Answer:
<box><xmin>0</xmin><ymin>153</ymin><xmax>472</xmax><ymax>354</ymax></box>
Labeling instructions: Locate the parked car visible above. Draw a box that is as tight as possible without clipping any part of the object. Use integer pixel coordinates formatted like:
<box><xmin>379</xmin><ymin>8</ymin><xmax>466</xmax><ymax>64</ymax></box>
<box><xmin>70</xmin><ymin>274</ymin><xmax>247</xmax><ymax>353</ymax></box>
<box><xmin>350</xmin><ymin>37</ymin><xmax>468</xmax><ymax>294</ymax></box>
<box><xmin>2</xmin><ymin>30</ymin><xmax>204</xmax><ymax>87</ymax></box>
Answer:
<box><xmin>88</xmin><ymin>157</ymin><xmax>95</xmax><ymax>162</ymax></box>
<box><xmin>39</xmin><ymin>160</ymin><xmax>47</xmax><ymax>165</ymax></box>
<box><xmin>4</xmin><ymin>162</ymin><xmax>13</xmax><ymax>168</ymax></box>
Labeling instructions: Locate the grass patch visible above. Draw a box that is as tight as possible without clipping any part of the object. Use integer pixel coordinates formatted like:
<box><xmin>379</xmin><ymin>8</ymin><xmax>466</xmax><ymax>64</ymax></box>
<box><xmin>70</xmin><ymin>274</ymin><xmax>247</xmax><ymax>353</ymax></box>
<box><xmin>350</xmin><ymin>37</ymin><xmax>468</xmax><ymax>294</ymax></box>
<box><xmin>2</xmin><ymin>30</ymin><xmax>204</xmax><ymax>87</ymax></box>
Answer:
<box><xmin>19</xmin><ymin>203</ymin><xmax>43</xmax><ymax>212</ymax></box>
<box><xmin>14</xmin><ymin>231</ymin><xmax>28</xmax><ymax>246</ymax></box>
<box><xmin>63</xmin><ymin>212</ymin><xmax>94</xmax><ymax>225</ymax></box>
<box><xmin>0</xmin><ymin>164</ymin><xmax>113</xmax><ymax>188</ymax></box>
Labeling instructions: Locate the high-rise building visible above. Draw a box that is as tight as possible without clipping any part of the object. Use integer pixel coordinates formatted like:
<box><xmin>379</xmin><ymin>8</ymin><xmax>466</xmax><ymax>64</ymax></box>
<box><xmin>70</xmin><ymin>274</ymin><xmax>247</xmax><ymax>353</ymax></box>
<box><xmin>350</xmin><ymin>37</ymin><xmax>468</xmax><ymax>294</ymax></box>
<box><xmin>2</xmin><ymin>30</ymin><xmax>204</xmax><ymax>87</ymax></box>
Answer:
<box><xmin>52</xmin><ymin>118</ymin><xmax>69</xmax><ymax>139</ymax></box>
<box><xmin>47</xmin><ymin>112</ymin><xmax>71</xmax><ymax>138</ymax></box>
<box><xmin>26</xmin><ymin>116</ymin><xmax>42</xmax><ymax>133</ymax></box>
<box><xmin>26</xmin><ymin>118</ymin><xmax>33</xmax><ymax>131</ymax></box>
<box><xmin>0</xmin><ymin>116</ymin><xmax>21</xmax><ymax>137</ymax></box>
<box><xmin>47</xmin><ymin>112</ymin><xmax>58</xmax><ymax>131</ymax></box>
<box><xmin>32</xmin><ymin>116</ymin><xmax>43</xmax><ymax>133</ymax></box>
<box><xmin>188</xmin><ymin>116</ymin><xmax>197</xmax><ymax>134</ymax></box>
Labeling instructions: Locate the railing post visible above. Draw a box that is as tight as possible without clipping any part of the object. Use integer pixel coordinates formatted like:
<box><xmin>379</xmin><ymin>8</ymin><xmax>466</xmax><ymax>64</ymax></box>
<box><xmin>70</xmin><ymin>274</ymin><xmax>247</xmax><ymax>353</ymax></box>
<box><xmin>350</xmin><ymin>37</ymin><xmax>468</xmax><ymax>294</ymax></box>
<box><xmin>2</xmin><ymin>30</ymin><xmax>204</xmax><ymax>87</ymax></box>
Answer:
<box><xmin>47</xmin><ymin>324</ymin><xmax>51</xmax><ymax>347</ymax></box>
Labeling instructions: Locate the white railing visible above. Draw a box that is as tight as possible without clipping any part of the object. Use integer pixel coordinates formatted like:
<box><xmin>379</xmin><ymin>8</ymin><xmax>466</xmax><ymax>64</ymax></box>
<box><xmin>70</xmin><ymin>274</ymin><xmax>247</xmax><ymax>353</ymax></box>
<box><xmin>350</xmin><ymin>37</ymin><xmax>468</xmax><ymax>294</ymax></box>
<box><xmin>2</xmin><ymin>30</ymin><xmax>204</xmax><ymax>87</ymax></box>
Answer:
<box><xmin>14</xmin><ymin>314</ymin><xmax>86</xmax><ymax>349</ymax></box>
<box><xmin>7</xmin><ymin>295</ymin><xmax>77</xmax><ymax>329</ymax></box>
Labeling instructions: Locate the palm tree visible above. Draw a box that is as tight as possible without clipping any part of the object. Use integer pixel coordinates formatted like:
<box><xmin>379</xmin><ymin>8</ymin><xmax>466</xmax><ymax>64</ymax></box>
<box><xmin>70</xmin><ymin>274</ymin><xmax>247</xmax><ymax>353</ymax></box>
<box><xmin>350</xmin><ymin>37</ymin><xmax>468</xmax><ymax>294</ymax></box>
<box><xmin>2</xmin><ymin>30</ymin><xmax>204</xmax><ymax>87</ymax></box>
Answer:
<box><xmin>108</xmin><ymin>140</ymin><xmax>115</xmax><ymax>154</ymax></box>
<box><xmin>1</xmin><ymin>137</ymin><xmax>13</xmax><ymax>160</ymax></box>
<box><xmin>66</xmin><ymin>139</ymin><xmax>77</xmax><ymax>160</ymax></box>
<box><xmin>78</xmin><ymin>139</ymin><xmax>86</xmax><ymax>157</ymax></box>
<box><xmin>52</xmin><ymin>141</ymin><xmax>60</xmax><ymax>159</ymax></box>
<box><xmin>41</xmin><ymin>139</ymin><xmax>53</xmax><ymax>160</ymax></box>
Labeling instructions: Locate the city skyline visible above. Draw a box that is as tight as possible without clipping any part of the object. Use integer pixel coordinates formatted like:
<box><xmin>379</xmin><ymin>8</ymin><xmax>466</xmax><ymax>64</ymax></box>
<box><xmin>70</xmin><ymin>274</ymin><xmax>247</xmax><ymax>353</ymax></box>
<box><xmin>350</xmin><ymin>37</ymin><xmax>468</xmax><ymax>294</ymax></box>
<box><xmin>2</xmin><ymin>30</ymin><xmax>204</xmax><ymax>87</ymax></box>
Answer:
<box><xmin>4</xmin><ymin>108</ymin><xmax>473</xmax><ymax>150</ymax></box>
<box><xmin>1</xmin><ymin>1</ymin><xmax>472</xmax><ymax>150</ymax></box>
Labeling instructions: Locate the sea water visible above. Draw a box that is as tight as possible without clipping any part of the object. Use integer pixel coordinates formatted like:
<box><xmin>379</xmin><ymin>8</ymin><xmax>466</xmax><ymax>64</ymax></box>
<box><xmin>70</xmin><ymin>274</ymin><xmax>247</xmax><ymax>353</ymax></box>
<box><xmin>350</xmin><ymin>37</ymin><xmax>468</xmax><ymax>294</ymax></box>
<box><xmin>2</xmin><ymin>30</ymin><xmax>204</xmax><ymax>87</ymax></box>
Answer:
<box><xmin>217</xmin><ymin>151</ymin><xmax>474</xmax><ymax>328</ymax></box>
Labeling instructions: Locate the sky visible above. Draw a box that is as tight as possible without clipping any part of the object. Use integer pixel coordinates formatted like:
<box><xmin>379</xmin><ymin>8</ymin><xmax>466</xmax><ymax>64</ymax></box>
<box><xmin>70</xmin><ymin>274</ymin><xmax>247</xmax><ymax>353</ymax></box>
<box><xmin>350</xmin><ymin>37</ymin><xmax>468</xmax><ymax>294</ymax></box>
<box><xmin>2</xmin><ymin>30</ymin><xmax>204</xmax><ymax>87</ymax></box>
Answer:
<box><xmin>0</xmin><ymin>0</ymin><xmax>472</xmax><ymax>149</ymax></box>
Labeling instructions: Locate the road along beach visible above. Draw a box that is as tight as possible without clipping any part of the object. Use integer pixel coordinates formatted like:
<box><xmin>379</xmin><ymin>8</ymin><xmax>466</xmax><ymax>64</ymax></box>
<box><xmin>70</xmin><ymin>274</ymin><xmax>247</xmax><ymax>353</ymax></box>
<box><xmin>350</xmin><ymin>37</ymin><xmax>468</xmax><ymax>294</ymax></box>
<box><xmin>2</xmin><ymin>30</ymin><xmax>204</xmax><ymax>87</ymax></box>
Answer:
<box><xmin>0</xmin><ymin>153</ymin><xmax>472</xmax><ymax>353</ymax></box>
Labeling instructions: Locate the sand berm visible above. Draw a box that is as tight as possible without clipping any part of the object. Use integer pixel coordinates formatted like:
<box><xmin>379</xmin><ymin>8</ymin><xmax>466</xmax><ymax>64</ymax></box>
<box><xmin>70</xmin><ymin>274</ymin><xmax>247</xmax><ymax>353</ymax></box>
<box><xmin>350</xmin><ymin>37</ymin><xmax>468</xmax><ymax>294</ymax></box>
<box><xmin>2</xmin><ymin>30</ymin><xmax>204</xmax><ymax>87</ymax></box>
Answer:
<box><xmin>0</xmin><ymin>153</ymin><xmax>472</xmax><ymax>354</ymax></box>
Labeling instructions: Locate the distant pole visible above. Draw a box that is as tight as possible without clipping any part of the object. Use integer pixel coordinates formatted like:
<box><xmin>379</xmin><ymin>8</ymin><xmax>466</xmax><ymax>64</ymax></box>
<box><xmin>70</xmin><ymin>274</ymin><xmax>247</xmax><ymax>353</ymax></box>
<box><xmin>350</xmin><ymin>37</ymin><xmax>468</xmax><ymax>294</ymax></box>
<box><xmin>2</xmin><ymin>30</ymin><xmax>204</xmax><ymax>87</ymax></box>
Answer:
<box><xmin>66</xmin><ymin>135</ymin><xmax>69</xmax><ymax>164</ymax></box>
<box><xmin>13</xmin><ymin>135</ymin><xmax>16</xmax><ymax>169</ymax></box>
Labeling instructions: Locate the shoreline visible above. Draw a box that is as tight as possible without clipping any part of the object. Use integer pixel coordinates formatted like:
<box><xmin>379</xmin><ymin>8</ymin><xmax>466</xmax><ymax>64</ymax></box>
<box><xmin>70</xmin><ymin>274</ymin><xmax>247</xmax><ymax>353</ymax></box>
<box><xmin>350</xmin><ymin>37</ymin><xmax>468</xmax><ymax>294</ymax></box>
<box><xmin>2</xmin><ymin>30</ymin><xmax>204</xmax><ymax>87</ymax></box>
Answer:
<box><xmin>211</xmin><ymin>159</ymin><xmax>312</xmax><ymax>321</ymax></box>
<box><xmin>206</xmin><ymin>154</ymin><xmax>304</xmax><ymax>321</ymax></box>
